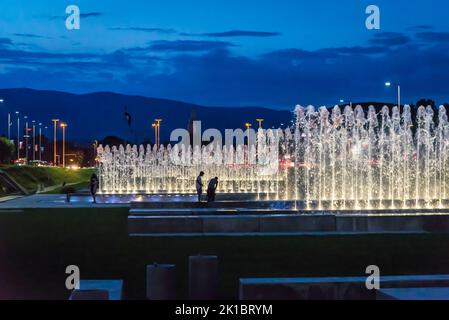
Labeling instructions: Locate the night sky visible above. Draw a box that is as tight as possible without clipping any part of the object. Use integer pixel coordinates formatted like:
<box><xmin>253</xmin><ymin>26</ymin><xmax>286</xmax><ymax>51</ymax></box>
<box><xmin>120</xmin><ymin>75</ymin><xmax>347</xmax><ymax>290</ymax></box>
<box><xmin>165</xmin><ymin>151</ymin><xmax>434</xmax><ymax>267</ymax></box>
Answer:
<box><xmin>1</xmin><ymin>0</ymin><xmax>449</xmax><ymax>108</ymax></box>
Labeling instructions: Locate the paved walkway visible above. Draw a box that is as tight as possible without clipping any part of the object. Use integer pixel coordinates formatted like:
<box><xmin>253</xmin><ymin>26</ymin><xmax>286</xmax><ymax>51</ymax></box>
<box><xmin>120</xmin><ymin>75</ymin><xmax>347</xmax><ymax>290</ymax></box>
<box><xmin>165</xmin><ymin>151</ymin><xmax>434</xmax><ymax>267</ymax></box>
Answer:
<box><xmin>37</xmin><ymin>182</ymin><xmax>81</xmax><ymax>194</ymax></box>
<box><xmin>0</xmin><ymin>194</ymin><xmax>129</xmax><ymax>209</ymax></box>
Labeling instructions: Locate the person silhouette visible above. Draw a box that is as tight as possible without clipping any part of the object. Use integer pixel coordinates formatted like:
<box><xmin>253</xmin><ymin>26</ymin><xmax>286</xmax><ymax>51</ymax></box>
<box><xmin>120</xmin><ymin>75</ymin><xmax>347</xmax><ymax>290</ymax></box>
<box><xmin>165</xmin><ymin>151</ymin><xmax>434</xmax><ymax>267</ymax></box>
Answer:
<box><xmin>196</xmin><ymin>171</ymin><xmax>205</xmax><ymax>202</ymax></box>
<box><xmin>207</xmin><ymin>177</ymin><xmax>219</xmax><ymax>202</ymax></box>
<box><xmin>90</xmin><ymin>173</ymin><xmax>99</xmax><ymax>203</ymax></box>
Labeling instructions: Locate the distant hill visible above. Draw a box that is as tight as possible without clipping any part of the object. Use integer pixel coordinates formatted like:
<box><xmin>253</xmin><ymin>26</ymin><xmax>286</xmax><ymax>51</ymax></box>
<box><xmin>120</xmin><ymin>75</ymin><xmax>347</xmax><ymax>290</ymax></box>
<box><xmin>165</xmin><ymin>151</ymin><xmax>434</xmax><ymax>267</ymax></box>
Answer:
<box><xmin>0</xmin><ymin>88</ymin><xmax>293</xmax><ymax>145</ymax></box>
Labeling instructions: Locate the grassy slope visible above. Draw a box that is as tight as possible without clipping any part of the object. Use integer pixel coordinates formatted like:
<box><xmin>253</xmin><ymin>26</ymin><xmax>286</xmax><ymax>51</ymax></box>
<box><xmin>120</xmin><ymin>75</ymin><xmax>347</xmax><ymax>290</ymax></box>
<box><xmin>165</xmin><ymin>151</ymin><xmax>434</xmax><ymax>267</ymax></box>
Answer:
<box><xmin>1</xmin><ymin>207</ymin><xmax>449</xmax><ymax>299</ymax></box>
<box><xmin>0</xmin><ymin>165</ymin><xmax>94</xmax><ymax>194</ymax></box>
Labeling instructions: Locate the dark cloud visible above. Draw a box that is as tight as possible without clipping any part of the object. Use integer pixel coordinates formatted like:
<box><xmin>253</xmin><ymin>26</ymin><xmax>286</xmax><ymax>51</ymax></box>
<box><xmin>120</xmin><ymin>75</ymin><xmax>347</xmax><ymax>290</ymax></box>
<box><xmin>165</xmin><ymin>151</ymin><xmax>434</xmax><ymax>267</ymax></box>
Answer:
<box><xmin>263</xmin><ymin>45</ymin><xmax>389</xmax><ymax>63</ymax></box>
<box><xmin>408</xmin><ymin>25</ymin><xmax>434</xmax><ymax>31</ymax></box>
<box><xmin>0</xmin><ymin>38</ymin><xmax>13</xmax><ymax>48</ymax></box>
<box><xmin>181</xmin><ymin>30</ymin><xmax>280</xmax><ymax>38</ymax></box>
<box><xmin>0</xmin><ymin>33</ymin><xmax>449</xmax><ymax>107</ymax></box>
<box><xmin>13</xmin><ymin>33</ymin><xmax>49</xmax><ymax>39</ymax></box>
<box><xmin>147</xmin><ymin>40</ymin><xmax>236</xmax><ymax>52</ymax></box>
<box><xmin>369</xmin><ymin>32</ymin><xmax>411</xmax><ymax>46</ymax></box>
<box><xmin>319</xmin><ymin>46</ymin><xmax>389</xmax><ymax>55</ymax></box>
<box><xmin>109</xmin><ymin>27</ymin><xmax>176</xmax><ymax>34</ymax></box>
<box><xmin>0</xmin><ymin>47</ymin><xmax>98</xmax><ymax>60</ymax></box>
<box><xmin>262</xmin><ymin>48</ymin><xmax>330</xmax><ymax>60</ymax></box>
<box><xmin>80</xmin><ymin>12</ymin><xmax>103</xmax><ymax>18</ymax></box>
<box><xmin>48</xmin><ymin>12</ymin><xmax>103</xmax><ymax>20</ymax></box>
<box><xmin>147</xmin><ymin>43</ymin><xmax>449</xmax><ymax>106</ymax></box>
<box><xmin>416</xmin><ymin>31</ymin><xmax>449</xmax><ymax>43</ymax></box>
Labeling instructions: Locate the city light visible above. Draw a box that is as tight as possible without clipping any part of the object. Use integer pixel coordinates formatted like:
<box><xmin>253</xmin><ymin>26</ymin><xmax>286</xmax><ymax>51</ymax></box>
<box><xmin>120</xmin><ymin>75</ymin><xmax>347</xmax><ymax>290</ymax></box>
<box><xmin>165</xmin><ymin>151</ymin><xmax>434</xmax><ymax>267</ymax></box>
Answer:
<box><xmin>60</xmin><ymin>122</ymin><xmax>68</xmax><ymax>168</ymax></box>
<box><xmin>51</xmin><ymin>119</ymin><xmax>60</xmax><ymax>166</ymax></box>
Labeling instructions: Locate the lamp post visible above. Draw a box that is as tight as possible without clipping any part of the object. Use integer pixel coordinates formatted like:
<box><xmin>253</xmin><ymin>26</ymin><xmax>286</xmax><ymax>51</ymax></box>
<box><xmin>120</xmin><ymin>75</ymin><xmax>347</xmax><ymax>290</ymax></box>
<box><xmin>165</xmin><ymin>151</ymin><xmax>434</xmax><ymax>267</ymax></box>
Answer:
<box><xmin>8</xmin><ymin>113</ymin><xmax>11</xmax><ymax>140</ymax></box>
<box><xmin>24</xmin><ymin>116</ymin><xmax>28</xmax><ymax>164</ymax></box>
<box><xmin>61</xmin><ymin>122</ymin><xmax>67</xmax><ymax>168</ymax></box>
<box><xmin>256</xmin><ymin>119</ymin><xmax>264</xmax><ymax>129</ymax></box>
<box><xmin>0</xmin><ymin>99</ymin><xmax>8</xmax><ymax>140</ymax></box>
<box><xmin>385</xmin><ymin>82</ymin><xmax>401</xmax><ymax>108</ymax></box>
<box><xmin>152</xmin><ymin>122</ymin><xmax>157</xmax><ymax>146</ymax></box>
<box><xmin>16</xmin><ymin>111</ymin><xmax>20</xmax><ymax>160</ymax></box>
<box><xmin>38</xmin><ymin>123</ymin><xmax>42</xmax><ymax>161</ymax></box>
<box><xmin>245</xmin><ymin>122</ymin><xmax>252</xmax><ymax>145</ymax></box>
<box><xmin>52</xmin><ymin>119</ymin><xmax>59</xmax><ymax>166</ymax></box>
<box><xmin>155</xmin><ymin>119</ymin><xmax>162</xmax><ymax>148</ymax></box>
<box><xmin>32</xmin><ymin>120</ymin><xmax>36</xmax><ymax>161</ymax></box>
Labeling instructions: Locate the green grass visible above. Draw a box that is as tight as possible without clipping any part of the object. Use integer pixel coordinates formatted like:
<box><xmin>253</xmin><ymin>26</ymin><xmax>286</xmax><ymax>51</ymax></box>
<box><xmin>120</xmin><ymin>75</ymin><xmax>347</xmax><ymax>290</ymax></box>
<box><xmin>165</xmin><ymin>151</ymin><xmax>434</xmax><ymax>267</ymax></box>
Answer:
<box><xmin>0</xmin><ymin>165</ymin><xmax>94</xmax><ymax>194</ymax></box>
<box><xmin>1</xmin><ymin>207</ymin><xmax>449</xmax><ymax>299</ymax></box>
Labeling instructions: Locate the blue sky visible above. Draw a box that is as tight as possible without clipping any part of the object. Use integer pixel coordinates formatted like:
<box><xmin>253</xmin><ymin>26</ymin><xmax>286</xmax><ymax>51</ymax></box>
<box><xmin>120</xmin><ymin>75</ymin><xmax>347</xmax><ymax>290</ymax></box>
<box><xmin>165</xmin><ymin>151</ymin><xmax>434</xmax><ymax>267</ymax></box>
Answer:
<box><xmin>0</xmin><ymin>0</ymin><xmax>449</xmax><ymax>108</ymax></box>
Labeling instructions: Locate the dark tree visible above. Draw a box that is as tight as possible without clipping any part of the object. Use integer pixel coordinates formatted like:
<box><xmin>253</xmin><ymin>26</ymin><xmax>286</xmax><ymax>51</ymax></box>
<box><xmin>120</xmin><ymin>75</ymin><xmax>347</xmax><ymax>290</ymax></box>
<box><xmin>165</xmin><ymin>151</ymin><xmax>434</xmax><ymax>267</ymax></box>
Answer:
<box><xmin>416</xmin><ymin>98</ymin><xmax>436</xmax><ymax>108</ymax></box>
<box><xmin>100</xmin><ymin>136</ymin><xmax>128</xmax><ymax>146</ymax></box>
<box><xmin>0</xmin><ymin>137</ymin><xmax>15</xmax><ymax>164</ymax></box>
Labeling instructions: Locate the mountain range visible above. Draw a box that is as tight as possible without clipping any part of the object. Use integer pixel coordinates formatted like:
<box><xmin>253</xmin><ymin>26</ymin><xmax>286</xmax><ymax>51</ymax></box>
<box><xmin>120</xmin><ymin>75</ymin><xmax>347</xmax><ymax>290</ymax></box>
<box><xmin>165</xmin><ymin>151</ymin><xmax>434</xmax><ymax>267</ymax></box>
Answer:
<box><xmin>0</xmin><ymin>88</ymin><xmax>293</xmax><ymax>145</ymax></box>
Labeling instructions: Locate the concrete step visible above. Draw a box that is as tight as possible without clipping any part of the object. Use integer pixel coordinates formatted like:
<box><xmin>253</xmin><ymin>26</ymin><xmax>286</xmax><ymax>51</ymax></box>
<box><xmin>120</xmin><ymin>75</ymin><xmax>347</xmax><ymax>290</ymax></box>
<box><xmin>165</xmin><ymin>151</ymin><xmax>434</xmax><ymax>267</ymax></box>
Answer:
<box><xmin>239</xmin><ymin>275</ymin><xmax>449</xmax><ymax>300</ymax></box>
<box><xmin>131</xmin><ymin>199</ymin><xmax>295</xmax><ymax>209</ymax></box>
<box><xmin>129</xmin><ymin>208</ymin><xmax>296</xmax><ymax>216</ymax></box>
<box><xmin>128</xmin><ymin>212</ymin><xmax>449</xmax><ymax>235</ymax></box>
<box><xmin>128</xmin><ymin>214</ymin><xmax>336</xmax><ymax>234</ymax></box>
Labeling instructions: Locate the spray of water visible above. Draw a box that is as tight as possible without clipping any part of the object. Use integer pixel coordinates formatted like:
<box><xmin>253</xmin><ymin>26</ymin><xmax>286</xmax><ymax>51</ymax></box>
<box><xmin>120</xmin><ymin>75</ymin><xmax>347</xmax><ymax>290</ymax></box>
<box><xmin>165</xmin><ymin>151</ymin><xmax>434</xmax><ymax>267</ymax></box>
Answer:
<box><xmin>97</xmin><ymin>104</ymin><xmax>449</xmax><ymax>210</ymax></box>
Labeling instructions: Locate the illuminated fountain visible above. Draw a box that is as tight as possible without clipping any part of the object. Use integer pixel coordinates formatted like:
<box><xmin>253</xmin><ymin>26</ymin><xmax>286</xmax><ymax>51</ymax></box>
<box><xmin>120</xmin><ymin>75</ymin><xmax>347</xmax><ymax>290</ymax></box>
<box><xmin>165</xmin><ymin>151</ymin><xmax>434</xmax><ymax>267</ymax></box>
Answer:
<box><xmin>294</xmin><ymin>104</ymin><xmax>449</xmax><ymax>210</ymax></box>
<box><xmin>97</xmin><ymin>104</ymin><xmax>449</xmax><ymax>210</ymax></box>
<box><xmin>96</xmin><ymin>128</ymin><xmax>293</xmax><ymax>200</ymax></box>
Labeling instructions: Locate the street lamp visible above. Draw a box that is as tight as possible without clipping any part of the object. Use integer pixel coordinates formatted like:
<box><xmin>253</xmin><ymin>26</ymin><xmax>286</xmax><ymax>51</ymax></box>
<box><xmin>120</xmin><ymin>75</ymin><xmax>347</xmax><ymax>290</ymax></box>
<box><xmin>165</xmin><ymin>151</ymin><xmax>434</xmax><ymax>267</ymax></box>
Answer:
<box><xmin>52</xmin><ymin>119</ymin><xmax>59</xmax><ymax>166</ymax></box>
<box><xmin>256</xmin><ymin>119</ymin><xmax>264</xmax><ymax>129</ymax></box>
<box><xmin>60</xmin><ymin>122</ymin><xmax>67</xmax><ymax>168</ymax></box>
<box><xmin>385</xmin><ymin>81</ymin><xmax>401</xmax><ymax>109</ymax></box>
<box><xmin>0</xmin><ymin>99</ymin><xmax>9</xmax><ymax>141</ymax></box>
<box><xmin>24</xmin><ymin>116</ymin><xmax>29</xmax><ymax>164</ymax></box>
<box><xmin>155</xmin><ymin>119</ymin><xmax>162</xmax><ymax>148</ymax></box>
<box><xmin>38</xmin><ymin>123</ymin><xmax>42</xmax><ymax>161</ymax></box>
<box><xmin>32</xmin><ymin>120</ymin><xmax>36</xmax><ymax>161</ymax></box>
<box><xmin>152</xmin><ymin>122</ymin><xmax>157</xmax><ymax>146</ymax></box>
<box><xmin>15</xmin><ymin>111</ymin><xmax>20</xmax><ymax>160</ymax></box>
<box><xmin>245</xmin><ymin>122</ymin><xmax>252</xmax><ymax>145</ymax></box>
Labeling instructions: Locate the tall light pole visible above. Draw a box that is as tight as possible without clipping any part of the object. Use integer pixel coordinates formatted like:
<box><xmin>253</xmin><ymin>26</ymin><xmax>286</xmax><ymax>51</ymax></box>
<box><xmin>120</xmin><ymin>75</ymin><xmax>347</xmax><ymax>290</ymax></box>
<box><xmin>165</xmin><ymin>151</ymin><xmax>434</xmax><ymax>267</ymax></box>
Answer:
<box><xmin>155</xmin><ymin>119</ymin><xmax>162</xmax><ymax>148</ymax></box>
<box><xmin>38</xmin><ymin>123</ymin><xmax>42</xmax><ymax>161</ymax></box>
<box><xmin>43</xmin><ymin>126</ymin><xmax>48</xmax><ymax>162</ymax></box>
<box><xmin>8</xmin><ymin>113</ymin><xmax>11</xmax><ymax>140</ymax></box>
<box><xmin>61</xmin><ymin>122</ymin><xmax>67</xmax><ymax>168</ymax></box>
<box><xmin>24</xmin><ymin>116</ymin><xmax>28</xmax><ymax>164</ymax></box>
<box><xmin>245</xmin><ymin>122</ymin><xmax>252</xmax><ymax>145</ymax></box>
<box><xmin>16</xmin><ymin>111</ymin><xmax>20</xmax><ymax>160</ymax></box>
<box><xmin>152</xmin><ymin>122</ymin><xmax>157</xmax><ymax>146</ymax></box>
<box><xmin>256</xmin><ymin>119</ymin><xmax>264</xmax><ymax>129</ymax></box>
<box><xmin>385</xmin><ymin>82</ymin><xmax>401</xmax><ymax>108</ymax></box>
<box><xmin>0</xmin><ymin>99</ymin><xmax>8</xmax><ymax>140</ymax></box>
<box><xmin>32</xmin><ymin>120</ymin><xmax>36</xmax><ymax>161</ymax></box>
<box><xmin>52</xmin><ymin>119</ymin><xmax>59</xmax><ymax>166</ymax></box>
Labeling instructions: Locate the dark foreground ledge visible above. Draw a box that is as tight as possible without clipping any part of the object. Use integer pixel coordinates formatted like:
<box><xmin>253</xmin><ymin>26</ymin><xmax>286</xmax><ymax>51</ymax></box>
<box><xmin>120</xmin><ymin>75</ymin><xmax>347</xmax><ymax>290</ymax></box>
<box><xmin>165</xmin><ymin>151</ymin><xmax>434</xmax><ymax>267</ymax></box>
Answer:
<box><xmin>128</xmin><ymin>211</ymin><xmax>449</xmax><ymax>235</ymax></box>
<box><xmin>239</xmin><ymin>275</ymin><xmax>449</xmax><ymax>300</ymax></box>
